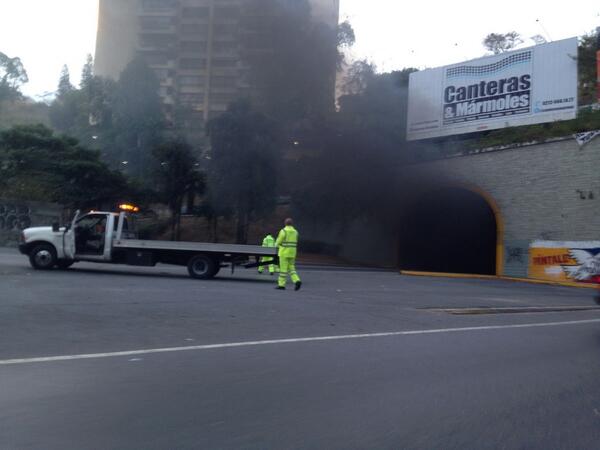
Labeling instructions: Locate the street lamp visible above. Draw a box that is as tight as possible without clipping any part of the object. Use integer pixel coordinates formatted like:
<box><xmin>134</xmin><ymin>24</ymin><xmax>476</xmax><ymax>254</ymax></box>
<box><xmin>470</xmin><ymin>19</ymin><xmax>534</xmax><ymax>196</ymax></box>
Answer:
<box><xmin>535</xmin><ymin>19</ymin><xmax>553</xmax><ymax>42</ymax></box>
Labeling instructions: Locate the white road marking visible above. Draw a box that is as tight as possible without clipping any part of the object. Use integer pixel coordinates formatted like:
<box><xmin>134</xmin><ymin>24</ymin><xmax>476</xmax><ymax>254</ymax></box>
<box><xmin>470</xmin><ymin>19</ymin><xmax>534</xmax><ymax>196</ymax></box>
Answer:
<box><xmin>2</xmin><ymin>318</ymin><xmax>600</xmax><ymax>366</ymax></box>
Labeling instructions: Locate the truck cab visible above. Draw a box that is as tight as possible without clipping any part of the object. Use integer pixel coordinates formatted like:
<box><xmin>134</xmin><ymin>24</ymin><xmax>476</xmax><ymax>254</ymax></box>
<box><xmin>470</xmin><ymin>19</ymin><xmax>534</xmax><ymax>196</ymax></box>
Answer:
<box><xmin>69</xmin><ymin>211</ymin><xmax>135</xmax><ymax>262</ymax></box>
<box><xmin>20</xmin><ymin>211</ymin><xmax>135</xmax><ymax>268</ymax></box>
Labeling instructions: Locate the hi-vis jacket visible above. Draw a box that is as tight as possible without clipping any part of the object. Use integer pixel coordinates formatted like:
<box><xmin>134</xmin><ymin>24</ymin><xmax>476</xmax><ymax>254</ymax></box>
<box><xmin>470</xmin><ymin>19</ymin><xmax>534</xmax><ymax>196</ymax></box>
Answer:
<box><xmin>262</xmin><ymin>234</ymin><xmax>276</xmax><ymax>247</ymax></box>
<box><xmin>275</xmin><ymin>226</ymin><xmax>299</xmax><ymax>258</ymax></box>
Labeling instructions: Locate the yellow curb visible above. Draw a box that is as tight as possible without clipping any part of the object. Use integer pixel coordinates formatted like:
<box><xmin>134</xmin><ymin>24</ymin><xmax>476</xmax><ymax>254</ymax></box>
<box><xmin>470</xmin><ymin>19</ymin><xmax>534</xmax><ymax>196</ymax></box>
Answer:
<box><xmin>430</xmin><ymin>306</ymin><xmax>600</xmax><ymax>315</ymax></box>
<box><xmin>400</xmin><ymin>270</ymin><xmax>600</xmax><ymax>290</ymax></box>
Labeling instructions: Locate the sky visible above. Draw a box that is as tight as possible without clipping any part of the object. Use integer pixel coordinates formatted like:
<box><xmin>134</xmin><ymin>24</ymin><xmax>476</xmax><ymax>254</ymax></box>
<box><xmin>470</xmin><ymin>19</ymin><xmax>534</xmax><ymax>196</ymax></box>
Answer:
<box><xmin>0</xmin><ymin>0</ymin><xmax>599</xmax><ymax>99</ymax></box>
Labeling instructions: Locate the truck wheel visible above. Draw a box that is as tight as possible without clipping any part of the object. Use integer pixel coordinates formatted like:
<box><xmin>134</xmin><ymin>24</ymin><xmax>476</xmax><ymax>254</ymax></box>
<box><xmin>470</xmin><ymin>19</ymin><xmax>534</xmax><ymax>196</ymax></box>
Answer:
<box><xmin>56</xmin><ymin>260</ymin><xmax>74</xmax><ymax>270</ymax></box>
<box><xmin>187</xmin><ymin>254</ymin><xmax>217</xmax><ymax>279</ymax></box>
<box><xmin>29</xmin><ymin>244</ymin><xmax>57</xmax><ymax>270</ymax></box>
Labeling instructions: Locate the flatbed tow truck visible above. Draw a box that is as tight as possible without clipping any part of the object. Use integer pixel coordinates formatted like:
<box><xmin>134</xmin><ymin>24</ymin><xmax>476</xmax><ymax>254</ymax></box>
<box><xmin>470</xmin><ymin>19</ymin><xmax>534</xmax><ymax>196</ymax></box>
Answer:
<box><xmin>18</xmin><ymin>209</ymin><xmax>277</xmax><ymax>279</ymax></box>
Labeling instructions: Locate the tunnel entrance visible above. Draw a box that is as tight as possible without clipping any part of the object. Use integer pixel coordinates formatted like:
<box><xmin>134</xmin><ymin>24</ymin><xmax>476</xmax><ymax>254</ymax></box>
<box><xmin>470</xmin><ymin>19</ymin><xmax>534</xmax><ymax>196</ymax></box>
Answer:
<box><xmin>398</xmin><ymin>187</ymin><xmax>498</xmax><ymax>275</ymax></box>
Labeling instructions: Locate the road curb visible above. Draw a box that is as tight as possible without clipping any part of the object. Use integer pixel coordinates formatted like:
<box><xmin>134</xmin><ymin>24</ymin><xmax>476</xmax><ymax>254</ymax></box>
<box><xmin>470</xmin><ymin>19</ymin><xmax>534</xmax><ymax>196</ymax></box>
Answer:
<box><xmin>400</xmin><ymin>270</ymin><xmax>600</xmax><ymax>290</ymax></box>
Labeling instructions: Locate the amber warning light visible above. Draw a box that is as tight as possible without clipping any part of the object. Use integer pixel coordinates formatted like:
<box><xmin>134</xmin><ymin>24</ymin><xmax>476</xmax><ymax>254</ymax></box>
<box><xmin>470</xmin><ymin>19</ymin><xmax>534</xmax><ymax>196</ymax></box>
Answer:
<box><xmin>119</xmin><ymin>204</ymin><xmax>140</xmax><ymax>213</ymax></box>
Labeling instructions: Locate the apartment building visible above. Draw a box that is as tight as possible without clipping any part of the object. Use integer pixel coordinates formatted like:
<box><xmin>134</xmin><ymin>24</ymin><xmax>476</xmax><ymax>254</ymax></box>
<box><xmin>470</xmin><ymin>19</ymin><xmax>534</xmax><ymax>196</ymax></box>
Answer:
<box><xmin>95</xmin><ymin>0</ymin><xmax>340</xmax><ymax>123</ymax></box>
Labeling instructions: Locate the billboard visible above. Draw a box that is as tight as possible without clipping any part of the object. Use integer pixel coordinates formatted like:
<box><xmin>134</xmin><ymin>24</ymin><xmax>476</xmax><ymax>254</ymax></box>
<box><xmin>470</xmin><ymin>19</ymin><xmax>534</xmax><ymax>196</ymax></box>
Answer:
<box><xmin>529</xmin><ymin>241</ymin><xmax>600</xmax><ymax>284</ymax></box>
<box><xmin>407</xmin><ymin>38</ymin><xmax>578</xmax><ymax>141</ymax></box>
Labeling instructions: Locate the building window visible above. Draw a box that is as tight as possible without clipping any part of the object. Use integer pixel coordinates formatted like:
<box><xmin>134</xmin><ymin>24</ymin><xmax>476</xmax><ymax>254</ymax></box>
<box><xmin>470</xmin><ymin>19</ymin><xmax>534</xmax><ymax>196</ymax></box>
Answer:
<box><xmin>244</xmin><ymin>0</ymin><xmax>275</xmax><ymax>10</ymax></box>
<box><xmin>213</xmin><ymin>23</ymin><xmax>238</xmax><ymax>34</ymax></box>
<box><xmin>142</xmin><ymin>0</ymin><xmax>176</xmax><ymax>12</ymax></box>
<box><xmin>181</xmin><ymin>23</ymin><xmax>209</xmax><ymax>35</ymax></box>
<box><xmin>140</xmin><ymin>17</ymin><xmax>172</xmax><ymax>31</ymax></box>
<box><xmin>154</xmin><ymin>69</ymin><xmax>171</xmax><ymax>82</ymax></box>
<box><xmin>179</xmin><ymin>93</ymin><xmax>205</xmax><ymax>105</ymax></box>
<box><xmin>180</xmin><ymin>58</ymin><xmax>207</xmax><ymax>69</ymax></box>
<box><xmin>243</xmin><ymin>32</ymin><xmax>270</xmax><ymax>49</ymax></box>
<box><xmin>210</xmin><ymin>76</ymin><xmax>237</xmax><ymax>88</ymax></box>
<box><xmin>240</xmin><ymin>15</ymin><xmax>264</xmax><ymax>30</ymax></box>
<box><xmin>180</xmin><ymin>41</ymin><xmax>207</xmax><ymax>53</ymax></box>
<box><xmin>140</xmin><ymin>34</ymin><xmax>174</xmax><ymax>49</ymax></box>
<box><xmin>182</xmin><ymin>7</ymin><xmax>210</xmax><ymax>18</ymax></box>
<box><xmin>143</xmin><ymin>52</ymin><xmax>170</xmax><ymax>66</ymax></box>
<box><xmin>179</xmin><ymin>76</ymin><xmax>205</xmax><ymax>86</ymax></box>
<box><xmin>210</xmin><ymin>93</ymin><xmax>237</xmax><ymax>104</ymax></box>
<box><xmin>211</xmin><ymin>58</ymin><xmax>237</xmax><ymax>68</ymax></box>
<box><xmin>158</xmin><ymin>86</ymin><xmax>173</xmax><ymax>97</ymax></box>
<box><xmin>214</xmin><ymin>5</ymin><xmax>240</xmax><ymax>18</ymax></box>
<box><xmin>212</xmin><ymin>41</ymin><xmax>237</xmax><ymax>53</ymax></box>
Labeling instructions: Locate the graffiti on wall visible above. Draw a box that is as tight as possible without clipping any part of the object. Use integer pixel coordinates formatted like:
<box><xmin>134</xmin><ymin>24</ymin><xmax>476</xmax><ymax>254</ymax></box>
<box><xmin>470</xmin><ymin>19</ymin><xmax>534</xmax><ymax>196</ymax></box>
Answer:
<box><xmin>529</xmin><ymin>241</ymin><xmax>600</xmax><ymax>284</ymax></box>
<box><xmin>0</xmin><ymin>203</ymin><xmax>32</xmax><ymax>231</ymax></box>
<box><xmin>506</xmin><ymin>246</ymin><xmax>525</xmax><ymax>264</ymax></box>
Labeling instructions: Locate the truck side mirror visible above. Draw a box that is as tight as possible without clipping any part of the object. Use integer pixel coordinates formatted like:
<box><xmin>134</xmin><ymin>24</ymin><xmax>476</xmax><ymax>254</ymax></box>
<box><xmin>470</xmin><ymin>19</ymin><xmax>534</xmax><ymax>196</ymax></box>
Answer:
<box><xmin>52</xmin><ymin>222</ymin><xmax>60</xmax><ymax>232</ymax></box>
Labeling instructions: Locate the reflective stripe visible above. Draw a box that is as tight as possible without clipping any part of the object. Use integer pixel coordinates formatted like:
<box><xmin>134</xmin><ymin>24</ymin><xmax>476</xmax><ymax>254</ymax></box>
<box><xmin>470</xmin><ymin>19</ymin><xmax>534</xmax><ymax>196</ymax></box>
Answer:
<box><xmin>278</xmin><ymin>228</ymin><xmax>298</xmax><ymax>247</ymax></box>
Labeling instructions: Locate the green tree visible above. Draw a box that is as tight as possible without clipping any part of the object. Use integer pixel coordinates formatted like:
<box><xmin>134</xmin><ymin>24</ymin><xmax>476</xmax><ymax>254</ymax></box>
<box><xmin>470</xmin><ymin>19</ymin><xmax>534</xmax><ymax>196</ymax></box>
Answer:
<box><xmin>78</xmin><ymin>54</ymin><xmax>113</xmax><ymax>131</ymax></box>
<box><xmin>0</xmin><ymin>51</ymin><xmax>28</xmax><ymax>104</ymax></box>
<box><xmin>207</xmin><ymin>100</ymin><xmax>280</xmax><ymax>244</ymax></box>
<box><xmin>49</xmin><ymin>88</ymin><xmax>87</xmax><ymax>141</ymax></box>
<box><xmin>80</xmin><ymin>54</ymin><xmax>94</xmax><ymax>92</ymax></box>
<box><xmin>49</xmin><ymin>56</ymin><xmax>164</xmax><ymax>178</ymax></box>
<box><xmin>578</xmin><ymin>30</ymin><xmax>599</xmax><ymax>105</ymax></box>
<box><xmin>57</xmin><ymin>65</ymin><xmax>74</xmax><ymax>97</ymax></box>
<box><xmin>483</xmin><ymin>32</ymin><xmax>523</xmax><ymax>54</ymax></box>
<box><xmin>0</xmin><ymin>124</ymin><xmax>130</xmax><ymax>208</ymax></box>
<box><xmin>111</xmin><ymin>57</ymin><xmax>165</xmax><ymax>178</ymax></box>
<box><xmin>49</xmin><ymin>59</ymin><xmax>93</xmax><ymax>146</ymax></box>
<box><xmin>152</xmin><ymin>139</ymin><xmax>205</xmax><ymax>240</ymax></box>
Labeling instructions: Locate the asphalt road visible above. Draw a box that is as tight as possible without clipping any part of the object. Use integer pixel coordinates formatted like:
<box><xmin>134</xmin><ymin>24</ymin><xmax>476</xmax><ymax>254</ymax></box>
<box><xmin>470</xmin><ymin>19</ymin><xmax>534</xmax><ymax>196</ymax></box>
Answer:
<box><xmin>2</xmin><ymin>247</ymin><xmax>600</xmax><ymax>449</ymax></box>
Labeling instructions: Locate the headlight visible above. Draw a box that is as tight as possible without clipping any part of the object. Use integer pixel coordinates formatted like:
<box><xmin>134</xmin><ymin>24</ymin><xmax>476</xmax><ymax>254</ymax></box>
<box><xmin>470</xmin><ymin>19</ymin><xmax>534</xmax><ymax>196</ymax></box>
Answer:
<box><xmin>19</xmin><ymin>232</ymin><xmax>25</xmax><ymax>243</ymax></box>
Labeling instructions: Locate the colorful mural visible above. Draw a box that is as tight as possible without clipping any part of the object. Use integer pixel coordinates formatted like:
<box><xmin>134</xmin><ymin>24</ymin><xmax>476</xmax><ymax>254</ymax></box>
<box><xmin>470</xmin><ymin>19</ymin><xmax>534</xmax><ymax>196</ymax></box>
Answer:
<box><xmin>529</xmin><ymin>241</ymin><xmax>600</xmax><ymax>284</ymax></box>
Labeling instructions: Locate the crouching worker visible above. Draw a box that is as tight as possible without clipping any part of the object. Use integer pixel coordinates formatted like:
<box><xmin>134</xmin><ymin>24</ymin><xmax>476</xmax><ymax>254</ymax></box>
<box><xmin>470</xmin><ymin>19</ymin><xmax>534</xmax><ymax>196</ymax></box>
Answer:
<box><xmin>258</xmin><ymin>233</ymin><xmax>278</xmax><ymax>275</ymax></box>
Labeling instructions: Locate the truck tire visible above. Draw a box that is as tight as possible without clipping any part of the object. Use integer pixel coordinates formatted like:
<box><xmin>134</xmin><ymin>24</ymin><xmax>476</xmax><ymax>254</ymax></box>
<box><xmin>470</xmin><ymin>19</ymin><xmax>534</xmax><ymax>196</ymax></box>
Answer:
<box><xmin>56</xmin><ymin>260</ymin><xmax>74</xmax><ymax>270</ymax></box>
<box><xmin>187</xmin><ymin>254</ymin><xmax>217</xmax><ymax>279</ymax></box>
<box><xmin>29</xmin><ymin>243</ymin><xmax>57</xmax><ymax>270</ymax></box>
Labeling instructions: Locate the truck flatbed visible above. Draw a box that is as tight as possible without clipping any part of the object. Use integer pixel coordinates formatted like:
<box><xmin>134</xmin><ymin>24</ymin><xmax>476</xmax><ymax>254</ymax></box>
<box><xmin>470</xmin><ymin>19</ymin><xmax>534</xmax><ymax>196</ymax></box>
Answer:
<box><xmin>113</xmin><ymin>239</ymin><xmax>278</xmax><ymax>257</ymax></box>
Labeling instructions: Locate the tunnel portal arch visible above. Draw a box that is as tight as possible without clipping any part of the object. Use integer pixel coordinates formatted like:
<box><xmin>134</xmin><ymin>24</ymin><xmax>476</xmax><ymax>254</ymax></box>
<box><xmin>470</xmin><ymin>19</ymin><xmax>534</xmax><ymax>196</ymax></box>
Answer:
<box><xmin>398</xmin><ymin>185</ymin><xmax>504</xmax><ymax>276</ymax></box>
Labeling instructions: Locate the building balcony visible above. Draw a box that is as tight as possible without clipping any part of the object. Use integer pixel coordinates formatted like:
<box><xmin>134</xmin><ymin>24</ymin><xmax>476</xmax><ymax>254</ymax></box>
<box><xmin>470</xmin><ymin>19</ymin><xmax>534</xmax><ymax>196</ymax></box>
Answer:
<box><xmin>210</xmin><ymin>67</ymin><xmax>240</xmax><ymax>77</ymax></box>
<box><xmin>179</xmin><ymin>85</ymin><xmax>206</xmax><ymax>94</ymax></box>
<box><xmin>138</xmin><ymin>26</ymin><xmax>178</xmax><ymax>35</ymax></box>
<box><xmin>180</xmin><ymin>16</ymin><xmax>210</xmax><ymax>24</ymax></box>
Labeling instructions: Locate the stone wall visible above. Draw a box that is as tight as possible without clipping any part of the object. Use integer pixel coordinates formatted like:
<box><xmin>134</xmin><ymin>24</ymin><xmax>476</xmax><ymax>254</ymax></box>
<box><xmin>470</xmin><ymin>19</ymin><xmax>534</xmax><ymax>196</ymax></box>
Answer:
<box><xmin>398</xmin><ymin>137</ymin><xmax>600</xmax><ymax>277</ymax></box>
<box><xmin>0</xmin><ymin>200</ymin><xmax>63</xmax><ymax>247</ymax></box>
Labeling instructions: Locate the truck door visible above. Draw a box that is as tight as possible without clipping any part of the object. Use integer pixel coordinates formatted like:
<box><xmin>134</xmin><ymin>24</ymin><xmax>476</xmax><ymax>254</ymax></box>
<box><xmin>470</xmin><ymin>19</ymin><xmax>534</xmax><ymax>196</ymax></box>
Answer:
<box><xmin>103</xmin><ymin>214</ymin><xmax>115</xmax><ymax>261</ymax></box>
<box><xmin>63</xmin><ymin>211</ymin><xmax>80</xmax><ymax>260</ymax></box>
<box><xmin>73</xmin><ymin>213</ymin><xmax>111</xmax><ymax>261</ymax></box>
